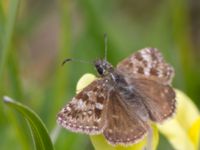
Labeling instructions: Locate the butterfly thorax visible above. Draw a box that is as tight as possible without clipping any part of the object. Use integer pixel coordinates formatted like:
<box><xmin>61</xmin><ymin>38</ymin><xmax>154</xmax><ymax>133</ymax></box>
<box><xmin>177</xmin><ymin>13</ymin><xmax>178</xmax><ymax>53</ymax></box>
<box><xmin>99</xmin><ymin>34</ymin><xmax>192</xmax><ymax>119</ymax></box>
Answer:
<box><xmin>94</xmin><ymin>59</ymin><xmax>134</xmax><ymax>100</ymax></box>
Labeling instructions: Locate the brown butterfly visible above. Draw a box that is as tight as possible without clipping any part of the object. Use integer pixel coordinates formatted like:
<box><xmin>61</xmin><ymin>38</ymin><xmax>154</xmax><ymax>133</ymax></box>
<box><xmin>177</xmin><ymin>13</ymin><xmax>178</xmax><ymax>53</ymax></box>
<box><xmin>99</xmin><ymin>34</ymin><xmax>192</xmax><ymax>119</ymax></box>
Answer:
<box><xmin>57</xmin><ymin>47</ymin><xmax>176</xmax><ymax>145</ymax></box>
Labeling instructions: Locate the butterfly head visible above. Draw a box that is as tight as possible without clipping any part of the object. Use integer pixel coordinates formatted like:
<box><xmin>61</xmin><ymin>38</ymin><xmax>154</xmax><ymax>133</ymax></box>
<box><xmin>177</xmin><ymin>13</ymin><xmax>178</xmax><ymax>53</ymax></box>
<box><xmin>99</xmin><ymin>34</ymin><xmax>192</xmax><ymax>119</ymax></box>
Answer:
<box><xmin>94</xmin><ymin>59</ymin><xmax>113</xmax><ymax>76</ymax></box>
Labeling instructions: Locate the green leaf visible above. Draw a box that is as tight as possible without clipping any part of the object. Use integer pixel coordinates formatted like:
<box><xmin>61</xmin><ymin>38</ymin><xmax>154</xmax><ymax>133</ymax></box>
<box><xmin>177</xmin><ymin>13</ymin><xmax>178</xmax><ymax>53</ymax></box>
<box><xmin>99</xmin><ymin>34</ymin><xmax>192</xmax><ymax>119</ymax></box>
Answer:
<box><xmin>3</xmin><ymin>96</ymin><xmax>54</xmax><ymax>150</ymax></box>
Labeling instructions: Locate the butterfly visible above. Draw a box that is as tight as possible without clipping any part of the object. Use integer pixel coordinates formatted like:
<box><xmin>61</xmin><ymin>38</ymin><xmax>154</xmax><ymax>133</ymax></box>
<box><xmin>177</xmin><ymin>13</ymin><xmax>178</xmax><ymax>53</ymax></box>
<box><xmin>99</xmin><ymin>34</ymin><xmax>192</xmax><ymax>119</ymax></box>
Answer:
<box><xmin>57</xmin><ymin>47</ymin><xmax>176</xmax><ymax>145</ymax></box>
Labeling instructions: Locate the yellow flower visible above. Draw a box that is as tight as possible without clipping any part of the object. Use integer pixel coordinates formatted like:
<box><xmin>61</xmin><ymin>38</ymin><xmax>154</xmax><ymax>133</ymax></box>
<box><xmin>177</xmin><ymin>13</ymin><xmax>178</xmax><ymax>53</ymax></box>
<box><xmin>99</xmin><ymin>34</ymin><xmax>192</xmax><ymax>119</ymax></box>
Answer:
<box><xmin>76</xmin><ymin>73</ymin><xmax>200</xmax><ymax>150</ymax></box>
<box><xmin>158</xmin><ymin>89</ymin><xmax>200</xmax><ymax>150</ymax></box>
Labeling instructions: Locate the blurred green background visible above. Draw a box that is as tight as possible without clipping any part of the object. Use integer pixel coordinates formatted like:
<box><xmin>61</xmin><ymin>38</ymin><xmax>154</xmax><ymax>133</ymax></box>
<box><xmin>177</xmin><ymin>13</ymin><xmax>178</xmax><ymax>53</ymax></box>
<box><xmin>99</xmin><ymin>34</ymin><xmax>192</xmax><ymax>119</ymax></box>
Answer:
<box><xmin>0</xmin><ymin>0</ymin><xmax>200</xmax><ymax>149</ymax></box>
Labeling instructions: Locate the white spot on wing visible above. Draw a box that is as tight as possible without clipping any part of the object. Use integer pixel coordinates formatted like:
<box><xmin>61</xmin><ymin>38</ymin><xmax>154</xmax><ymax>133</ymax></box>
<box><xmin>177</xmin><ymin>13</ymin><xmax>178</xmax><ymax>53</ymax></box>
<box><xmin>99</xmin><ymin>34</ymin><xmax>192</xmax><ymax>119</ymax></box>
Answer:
<box><xmin>95</xmin><ymin>103</ymin><xmax>104</xmax><ymax>110</ymax></box>
<box><xmin>66</xmin><ymin>106</ymin><xmax>71</xmax><ymax>111</ymax></box>
<box><xmin>144</xmin><ymin>67</ymin><xmax>150</xmax><ymax>76</ymax></box>
<box><xmin>76</xmin><ymin>99</ymin><xmax>86</xmax><ymax>110</ymax></box>
<box><xmin>88</xmin><ymin>110</ymin><xmax>92</xmax><ymax>115</ymax></box>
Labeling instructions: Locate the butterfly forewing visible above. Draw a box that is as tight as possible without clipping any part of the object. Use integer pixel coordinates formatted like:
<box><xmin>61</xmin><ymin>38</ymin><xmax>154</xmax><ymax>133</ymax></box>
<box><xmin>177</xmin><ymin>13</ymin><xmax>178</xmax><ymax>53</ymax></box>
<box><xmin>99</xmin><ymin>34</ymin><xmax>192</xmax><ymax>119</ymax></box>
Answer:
<box><xmin>117</xmin><ymin>48</ymin><xmax>174</xmax><ymax>85</ymax></box>
<box><xmin>57</xmin><ymin>79</ymin><xmax>108</xmax><ymax>134</ymax></box>
<box><xmin>103</xmin><ymin>91</ymin><xmax>149</xmax><ymax>145</ymax></box>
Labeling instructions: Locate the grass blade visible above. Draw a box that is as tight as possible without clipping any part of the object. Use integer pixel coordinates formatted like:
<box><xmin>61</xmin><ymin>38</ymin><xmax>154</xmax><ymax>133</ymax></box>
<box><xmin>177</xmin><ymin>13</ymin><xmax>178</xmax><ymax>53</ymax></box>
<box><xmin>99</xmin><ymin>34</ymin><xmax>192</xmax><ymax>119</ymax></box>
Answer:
<box><xmin>3</xmin><ymin>96</ymin><xmax>54</xmax><ymax>150</ymax></box>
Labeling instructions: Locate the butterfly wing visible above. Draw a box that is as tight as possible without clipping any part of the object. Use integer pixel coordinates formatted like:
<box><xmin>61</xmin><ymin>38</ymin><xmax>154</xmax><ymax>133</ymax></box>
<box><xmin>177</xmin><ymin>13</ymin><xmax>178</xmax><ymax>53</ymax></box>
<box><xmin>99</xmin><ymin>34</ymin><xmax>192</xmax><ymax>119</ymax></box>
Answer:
<box><xmin>57</xmin><ymin>79</ymin><xmax>108</xmax><ymax>135</ymax></box>
<box><xmin>132</xmin><ymin>78</ymin><xmax>176</xmax><ymax>123</ymax></box>
<box><xmin>117</xmin><ymin>48</ymin><xmax>176</xmax><ymax>123</ymax></box>
<box><xmin>103</xmin><ymin>90</ymin><xmax>149</xmax><ymax>145</ymax></box>
<box><xmin>117</xmin><ymin>48</ymin><xmax>174</xmax><ymax>85</ymax></box>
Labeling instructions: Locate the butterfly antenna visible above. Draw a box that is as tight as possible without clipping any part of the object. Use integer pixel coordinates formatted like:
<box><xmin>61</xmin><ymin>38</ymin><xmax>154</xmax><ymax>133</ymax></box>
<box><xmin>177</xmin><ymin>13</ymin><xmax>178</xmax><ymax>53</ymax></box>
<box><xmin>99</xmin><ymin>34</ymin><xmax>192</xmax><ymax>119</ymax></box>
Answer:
<box><xmin>62</xmin><ymin>58</ymin><xmax>92</xmax><ymax>66</ymax></box>
<box><xmin>104</xmin><ymin>33</ymin><xmax>108</xmax><ymax>61</ymax></box>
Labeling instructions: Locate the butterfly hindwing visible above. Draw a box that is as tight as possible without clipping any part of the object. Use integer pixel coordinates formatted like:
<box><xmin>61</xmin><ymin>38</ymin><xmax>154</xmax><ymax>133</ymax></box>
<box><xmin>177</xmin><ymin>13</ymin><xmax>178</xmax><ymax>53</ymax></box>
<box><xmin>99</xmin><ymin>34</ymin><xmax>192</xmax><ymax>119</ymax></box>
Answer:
<box><xmin>103</xmin><ymin>90</ymin><xmax>149</xmax><ymax>145</ymax></box>
<box><xmin>133</xmin><ymin>78</ymin><xmax>176</xmax><ymax>122</ymax></box>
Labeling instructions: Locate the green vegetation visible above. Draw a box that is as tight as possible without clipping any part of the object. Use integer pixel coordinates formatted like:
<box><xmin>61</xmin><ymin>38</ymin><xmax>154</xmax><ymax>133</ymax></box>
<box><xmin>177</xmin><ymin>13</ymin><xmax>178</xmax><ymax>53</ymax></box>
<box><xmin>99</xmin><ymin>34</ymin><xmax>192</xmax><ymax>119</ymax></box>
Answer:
<box><xmin>0</xmin><ymin>0</ymin><xmax>199</xmax><ymax>150</ymax></box>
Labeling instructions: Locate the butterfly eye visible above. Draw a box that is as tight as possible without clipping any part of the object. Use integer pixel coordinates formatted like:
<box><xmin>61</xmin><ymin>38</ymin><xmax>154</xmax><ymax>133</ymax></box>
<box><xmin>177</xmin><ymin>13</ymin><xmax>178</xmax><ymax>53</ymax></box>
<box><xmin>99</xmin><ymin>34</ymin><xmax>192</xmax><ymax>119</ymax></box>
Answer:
<box><xmin>96</xmin><ymin>65</ymin><xmax>104</xmax><ymax>75</ymax></box>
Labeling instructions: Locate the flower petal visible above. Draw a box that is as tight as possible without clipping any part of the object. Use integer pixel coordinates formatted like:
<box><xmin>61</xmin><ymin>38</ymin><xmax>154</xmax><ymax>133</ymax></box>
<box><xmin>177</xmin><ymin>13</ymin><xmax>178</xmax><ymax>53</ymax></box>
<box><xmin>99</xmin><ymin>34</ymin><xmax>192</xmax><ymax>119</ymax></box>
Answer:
<box><xmin>189</xmin><ymin>117</ymin><xmax>200</xmax><ymax>150</ymax></box>
<box><xmin>175</xmin><ymin>89</ymin><xmax>199</xmax><ymax>130</ymax></box>
<box><xmin>158</xmin><ymin>89</ymin><xmax>200</xmax><ymax>150</ymax></box>
<box><xmin>76</xmin><ymin>73</ymin><xmax>96</xmax><ymax>93</ymax></box>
